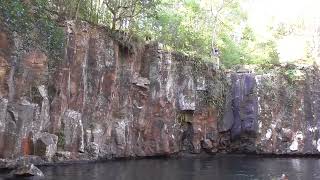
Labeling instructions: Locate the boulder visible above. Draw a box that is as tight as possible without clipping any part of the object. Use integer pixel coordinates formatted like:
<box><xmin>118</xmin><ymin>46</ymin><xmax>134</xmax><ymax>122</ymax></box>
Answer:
<box><xmin>10</xmin><ymin>164</ymin><xmax>44</xmax><ymax>177</ymax></box>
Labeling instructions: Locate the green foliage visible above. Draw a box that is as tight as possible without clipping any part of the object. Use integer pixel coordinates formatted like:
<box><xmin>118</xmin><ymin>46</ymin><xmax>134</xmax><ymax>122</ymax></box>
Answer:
<box><xmin>36</xmin><ymin>16</ymin><xmax>65</xmax><ymax>59</ymax></box>
<box><xmin>176</xmin><ymin>113</ymin><xmax>187</xmax><ymax>124</ymax></box>
<box><xmin>282</xmin><ymin>68</ymin><xmax>305</xmax><ymax>84</ymax></box>
<box><xmin>218</xmin><ymin>32</ymin><xmax>243</xmax><ymax>67</ymax></box>
<box><xmin>176</xmin><ymin>111</ymin><xmax>193</xmax><ymax>125</ymax></box>
<box><xmin>155</xmin><ymin>6</ymin><xmax>210</xmax><ymax>56</ymax></box>
<box><xmin>0</xmin><ymin>0</ymin><xmax>33</xmax><ymax>33</ymax></box>
<box><xmin>217</xmin><ymin>24</ymin><xmax>280</xmax><ymax>69</ymax></box>
<box><xmin>56</xmin><ymin>131</ymin><xmax>66</xmax><ymax>149</ymax></box>
<box><xmin>134</xmin><ymin>0</ymin><xmax>279</xmax><ymax>68</ymax></box>
<box><xmin>206</xmin><ymin>70</ymin><xmax>229</xmax><ymax>118</ymax></box>
<box><xmin>0</xmin><ymin>0</ymin><xmax>285</xmax><ymax>69</ymax></box>
<box><xmin>0</xmin><ymin>0</ymin><xmax>64</xmax><ymax>61</ymax></box>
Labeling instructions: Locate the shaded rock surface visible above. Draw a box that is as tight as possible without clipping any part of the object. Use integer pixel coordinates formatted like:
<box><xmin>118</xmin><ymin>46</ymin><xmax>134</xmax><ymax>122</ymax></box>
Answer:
<box><xmin>0</xmin><ymin>20</ymin><xmax>320</xmax><ymax>167</ymax></box>
<box><xmin>34</xmin><ymin>132</ymin><xmax>58</xmax><ymax>160</ymax></box>
<box><xmin>220</xmin><ymin>67</ymin><xmax>320</xmax><ymax>155</ymax></box>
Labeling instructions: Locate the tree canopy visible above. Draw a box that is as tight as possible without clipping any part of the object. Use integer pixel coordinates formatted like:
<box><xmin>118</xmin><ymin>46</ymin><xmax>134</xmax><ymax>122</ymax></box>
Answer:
<box><xmin>2</xmin><ymin>0</ymin><xmax>319</xmax><ymax>69</ymax></box>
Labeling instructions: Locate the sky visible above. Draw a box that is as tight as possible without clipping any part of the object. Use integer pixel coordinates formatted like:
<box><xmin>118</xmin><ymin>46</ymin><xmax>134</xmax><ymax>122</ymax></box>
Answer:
<box><xmin>246</xmin><ymin>0</ymin><xmax>320</xmax><ymax>36</ymax></box>
<box><xmin>245</xmin><ymin>0</ymin><xmax>320</xmax><ymax>62</ymax></box>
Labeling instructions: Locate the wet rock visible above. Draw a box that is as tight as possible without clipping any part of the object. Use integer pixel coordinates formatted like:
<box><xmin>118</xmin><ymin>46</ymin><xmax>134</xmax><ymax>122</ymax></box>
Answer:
<box><xmin>230</xmin><ymin>73</ymin><xmax>258</xmax><ymax>139</ymax></box>
<box><xmin>34</xmin><ymin>132</ymin><xmax>58</xmax><ymax>161</ymax></box>
<box><xmin>10</xmin><ymin>164</ymin><xmax>44</xmax><ymax>177</ymax></box>
<box><xmin>220</xmin><ymin>73</ymin><xmax>259</xmax><ymax>152</ymax></box>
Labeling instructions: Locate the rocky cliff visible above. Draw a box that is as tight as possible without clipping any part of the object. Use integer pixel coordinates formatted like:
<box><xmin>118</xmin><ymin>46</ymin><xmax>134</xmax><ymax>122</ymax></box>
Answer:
<box><xmin>223</xmin><ymin>68</ymin><xmax>320</xmax><ymax>154</ymax></box>
<box><xmin>0</xmin><ymin>21</ymin><xmax>320</xmax><ymax>167</ymax></box>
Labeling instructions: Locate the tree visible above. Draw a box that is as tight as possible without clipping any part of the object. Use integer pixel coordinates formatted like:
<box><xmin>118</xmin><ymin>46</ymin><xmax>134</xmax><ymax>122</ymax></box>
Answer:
<box><xmin>103</xmin><ymin>0</ymin><xmax>159</xmax><ymax>30</ymax></box>
<box><xmin>1</xmin><ymin>0</ymin><xmax>285</xmax><ymax>69</ymax></box>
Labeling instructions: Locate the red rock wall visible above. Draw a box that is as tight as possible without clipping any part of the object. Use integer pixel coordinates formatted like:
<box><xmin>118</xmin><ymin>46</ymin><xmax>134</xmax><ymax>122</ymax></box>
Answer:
<box><xmin>1</xmin><ymin>20</ymin><xmax>319</xmax><ymax>165</ymax></box>
<box><xmin>0</xmin><ymin>21</ymin><xmax>220</xmax><ymax>162</ymax></box>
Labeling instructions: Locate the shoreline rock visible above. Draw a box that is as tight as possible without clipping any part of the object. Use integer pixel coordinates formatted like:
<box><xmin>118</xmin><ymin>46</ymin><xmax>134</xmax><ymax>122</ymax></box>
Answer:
<box><xmin>10</xmin><ymin>163</ymin><xmax>44</xmax><ymax>177</ymax></box>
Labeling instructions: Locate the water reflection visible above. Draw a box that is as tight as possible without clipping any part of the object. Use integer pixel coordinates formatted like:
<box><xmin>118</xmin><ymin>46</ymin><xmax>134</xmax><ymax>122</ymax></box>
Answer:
<box><xmin>1</xmin><ymin>155</ymin><xmax>320</xmax><ymax>180</ymax></box>
<box><xmin>291</xmin><ymin>159</ymin><xmax>302</xmax><ymax>172</ymax></box>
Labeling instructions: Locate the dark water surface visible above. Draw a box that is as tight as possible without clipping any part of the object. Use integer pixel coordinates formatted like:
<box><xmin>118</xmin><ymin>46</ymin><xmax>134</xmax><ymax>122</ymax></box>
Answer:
<box><xmin>1</xmin><ymin>155</ymin><xmax>320</xmax><ymax>180</ymax></box>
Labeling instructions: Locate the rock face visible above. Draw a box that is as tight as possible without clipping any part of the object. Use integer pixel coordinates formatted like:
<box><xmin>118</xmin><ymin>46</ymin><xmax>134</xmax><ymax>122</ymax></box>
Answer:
<box><xmin>220</xmin><ymin>68</ymin><xmax>320</xmax><ymax>155</ymax></box>
<box><xmin>0</xmin><ymin>21</ymin><xmax>221</xmax><ymax>163</ymax></box>
<box><xmin>253</xmin><ymin>68</ymin><xmax>320</xmax><ymax>155</ymax></box>
<box><xmin>225</xmin><ymin>73</ymin><xmax>259</xmax><ymax>152</ymax></box>
<box><xmin>1</xmin><ymin>20</ymin><xmax>320</xmax><ymax>166</ymax></box>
